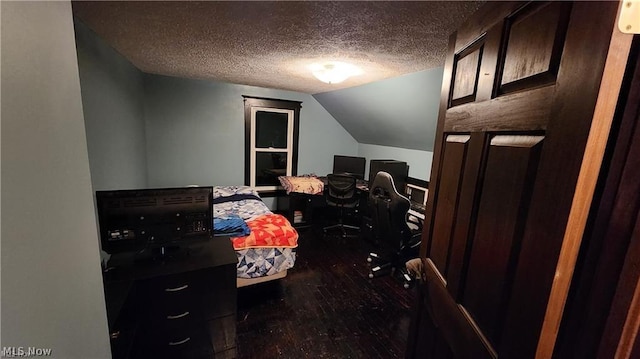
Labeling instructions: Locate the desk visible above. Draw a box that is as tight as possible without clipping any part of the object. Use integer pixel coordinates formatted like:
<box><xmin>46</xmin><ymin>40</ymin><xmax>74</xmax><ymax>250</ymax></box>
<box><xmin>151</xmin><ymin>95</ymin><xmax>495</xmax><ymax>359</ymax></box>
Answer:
<box><xmin>277</xmin><ymin>176</ymin><xmax>425</xmax><ymax>229</ymax></box>
<box><xmin>408</xmin><ymin>209</ymin><xmax>426</xmax><ymax>221</ymax></box>
<box><xmin>103</xmin><ymin>240</ymin><xmax>238</xmax><ymax>359</ymax></box>
<box><xmin>277</xmin><ymin>192</ymin><xmax>325</xmax><ymax>228</ymax></box>
<box><xmin>316</xmin><ymin>175</ymin><xmax>368</xmax><ymax>190</ymax></box>
<box><xmin>408</xmin><ymin>203</ymin><xmax>426</xmax><ymax>220</ymax></box>
<box><xmin>276</xmin><ymin>176</ymin><xmax>366</xmax><ymax>229</ymax></box>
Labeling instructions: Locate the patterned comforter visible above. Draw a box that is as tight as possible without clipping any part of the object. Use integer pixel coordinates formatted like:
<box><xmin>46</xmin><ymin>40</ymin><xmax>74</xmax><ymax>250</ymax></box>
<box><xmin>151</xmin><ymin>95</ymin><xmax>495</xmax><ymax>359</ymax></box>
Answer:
<box><xmin>231</xmin><ymin>213</ymin><xmax>298</xmax><ymax>250</ymax></box>
<box><xmin>213</xmin><ymin>186</ymin><xmax>271</xmax><ymax>221</ymax></box>
<box><xmin>213</xmin><ymin>186</ymin><xmax>298</xmax><ymax>279</ymax></box>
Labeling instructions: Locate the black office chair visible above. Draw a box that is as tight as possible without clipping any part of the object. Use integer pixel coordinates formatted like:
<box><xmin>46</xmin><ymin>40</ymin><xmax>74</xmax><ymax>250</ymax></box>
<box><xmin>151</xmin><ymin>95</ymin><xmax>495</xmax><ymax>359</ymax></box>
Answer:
<box><xmin>367</xmin><ymin>171</ymin><xmax>422</xmax><ymax>288</ymax></box>
<box><xmin>323</xmin><ymin>174</ymin><xmax>360</xmax><ymax>239</ymax></box>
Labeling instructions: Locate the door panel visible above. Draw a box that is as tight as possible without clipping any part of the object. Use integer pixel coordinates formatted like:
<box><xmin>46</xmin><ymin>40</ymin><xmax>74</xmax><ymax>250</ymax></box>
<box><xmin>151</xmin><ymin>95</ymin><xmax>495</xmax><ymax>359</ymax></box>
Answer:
<box><xmin>446</xmin><ymin>133</ymin><xmax>487</xmax><ymax>299</ymax></box>
<box><xmin>498</xmin><ymin>2</ymin><xmax>570</xmax><ymax>94</ymax></box>
<box><xmin>463</xmin><ymin>135</ymin><xmax>543</xmax><ymax>346</ymax></box>
<box><xmin>430</xmin><ymin>136</ymin><xmax>469</xmax><ymax>274</ymax></box>
<box><xmin>451</xmin><ymin>39</ymin><xmax>484</xmax><ymax>107</ymax></box>
<box><xmin>425</xmin><ymin>259</ymin><xmax>496</xmax><ymax>358</ymax></box>
<box><xmin>413</xmin><ymin>1</ymin><xmax>619</xmax><ymax>358</ymax></box>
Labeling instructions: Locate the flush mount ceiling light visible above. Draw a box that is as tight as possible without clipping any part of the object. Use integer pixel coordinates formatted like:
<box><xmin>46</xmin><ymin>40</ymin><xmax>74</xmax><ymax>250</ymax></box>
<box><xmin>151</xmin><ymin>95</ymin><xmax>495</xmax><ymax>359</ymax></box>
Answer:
<box><xmin>309</xmin><ymin>61</ymin><xmax>363</xmax><ymax>84</ymax></box>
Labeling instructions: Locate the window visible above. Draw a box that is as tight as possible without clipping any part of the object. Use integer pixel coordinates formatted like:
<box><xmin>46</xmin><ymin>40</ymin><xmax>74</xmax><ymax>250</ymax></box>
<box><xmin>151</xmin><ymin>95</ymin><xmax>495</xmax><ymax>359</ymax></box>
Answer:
<box><xmin>243</xmin><ymin>96</ymin><xmax>301</xmax><ymax>193</ymax></box>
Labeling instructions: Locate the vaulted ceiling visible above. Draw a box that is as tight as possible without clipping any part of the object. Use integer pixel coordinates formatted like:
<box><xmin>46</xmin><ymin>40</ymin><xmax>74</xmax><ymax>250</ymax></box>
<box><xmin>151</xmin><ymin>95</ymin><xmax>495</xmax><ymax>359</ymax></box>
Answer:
<box><xmin>72</xmin><ymin>1</ymin><xmax>484</xmax><ymax>150</ymax></box>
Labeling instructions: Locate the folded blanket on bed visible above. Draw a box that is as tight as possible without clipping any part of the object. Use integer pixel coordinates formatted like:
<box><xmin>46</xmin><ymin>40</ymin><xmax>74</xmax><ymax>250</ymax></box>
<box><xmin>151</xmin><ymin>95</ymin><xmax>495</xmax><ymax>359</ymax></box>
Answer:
<box><xmin>278</xmin><ymin>175</ymin><xmax>324</xmax><ymax>195</ymax></box>
<box><xmin>231</xmin><ymin>213</ymin><xmax>298</xmax><ymax>250</ymax></box>
<box><xmin>213</xmin><ymin>215</ymin><xmax>251</xmax><ymax>237</ymax></box>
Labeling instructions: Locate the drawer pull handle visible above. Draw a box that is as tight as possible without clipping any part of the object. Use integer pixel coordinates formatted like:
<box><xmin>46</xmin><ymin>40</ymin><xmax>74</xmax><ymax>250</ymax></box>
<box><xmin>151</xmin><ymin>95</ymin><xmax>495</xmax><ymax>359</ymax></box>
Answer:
<box><xmin>167</xmin><ymin>311</ymin><xmax>190</xmax><ymax>320</ymax></box>
<box><xmin>168</xmin><ymin>337</ymin><xmax>191</xmax><ymax>346</ymax></box>
<box><xmin>164</xmin><ymin>284</ymin><xmax>188</xmax><ymax>292</ymax></box>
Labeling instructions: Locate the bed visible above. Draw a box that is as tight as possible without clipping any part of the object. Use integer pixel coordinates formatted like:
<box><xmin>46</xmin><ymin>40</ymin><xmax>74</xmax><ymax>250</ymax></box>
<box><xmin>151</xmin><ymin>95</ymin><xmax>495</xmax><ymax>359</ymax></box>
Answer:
<box><xmin>212</xmin><ymin>186</ymin><xmax>298</xmax><ymax>287</ymax></box>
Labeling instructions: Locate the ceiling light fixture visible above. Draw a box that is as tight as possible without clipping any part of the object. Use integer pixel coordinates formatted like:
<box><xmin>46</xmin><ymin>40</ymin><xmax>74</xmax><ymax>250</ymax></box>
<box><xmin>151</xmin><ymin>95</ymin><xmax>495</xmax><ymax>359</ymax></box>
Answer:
<box><xmin>310</xmin><ymin>61</ymin><xmax>362</xmax><ymax>84</ymax></box>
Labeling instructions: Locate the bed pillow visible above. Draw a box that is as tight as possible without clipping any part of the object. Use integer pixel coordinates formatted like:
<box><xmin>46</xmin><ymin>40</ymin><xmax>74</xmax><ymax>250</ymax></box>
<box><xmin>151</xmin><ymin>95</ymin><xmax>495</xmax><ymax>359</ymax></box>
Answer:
<box><xmin>213</xmin><ymin>186</ymin><xmax>260</xmax><ymax>199</ymax></box>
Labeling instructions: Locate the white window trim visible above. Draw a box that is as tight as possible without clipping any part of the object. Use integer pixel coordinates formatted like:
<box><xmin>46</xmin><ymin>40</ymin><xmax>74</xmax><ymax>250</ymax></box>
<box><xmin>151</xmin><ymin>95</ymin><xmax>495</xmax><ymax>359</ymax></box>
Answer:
<box><xmin>249</xmin><ymin>107</ymin><xmax>295</xmax><ymax>191</ymax></box>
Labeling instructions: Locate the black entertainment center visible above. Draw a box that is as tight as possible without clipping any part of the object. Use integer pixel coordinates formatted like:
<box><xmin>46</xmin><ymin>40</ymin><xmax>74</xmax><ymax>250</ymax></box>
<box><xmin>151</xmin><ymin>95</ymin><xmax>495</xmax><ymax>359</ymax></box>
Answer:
<box><xmin>97</xmin><ymin>187</ymin><xmax>238</xmax><ymax>359</ymax></box>
<box><xmin>96</xmin><ymin>187</ymin><xmax>214</xmax><ymax>257</ymax></box>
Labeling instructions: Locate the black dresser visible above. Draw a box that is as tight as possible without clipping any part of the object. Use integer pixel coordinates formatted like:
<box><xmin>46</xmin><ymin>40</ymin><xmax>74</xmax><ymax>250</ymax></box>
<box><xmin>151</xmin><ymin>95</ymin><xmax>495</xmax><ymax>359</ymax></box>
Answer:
<box><xmin>103</xmin><ymin>238</ymin><xmax>238</xmax><ymax>359</ymax></box>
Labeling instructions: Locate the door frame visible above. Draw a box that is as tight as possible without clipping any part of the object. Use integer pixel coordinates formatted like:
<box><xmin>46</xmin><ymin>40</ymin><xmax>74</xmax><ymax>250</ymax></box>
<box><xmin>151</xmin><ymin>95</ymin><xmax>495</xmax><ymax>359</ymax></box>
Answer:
<box><xmin>536</xmin><ymin>8</ymin><xmax>635</xmax><ymax>358</ymax></box>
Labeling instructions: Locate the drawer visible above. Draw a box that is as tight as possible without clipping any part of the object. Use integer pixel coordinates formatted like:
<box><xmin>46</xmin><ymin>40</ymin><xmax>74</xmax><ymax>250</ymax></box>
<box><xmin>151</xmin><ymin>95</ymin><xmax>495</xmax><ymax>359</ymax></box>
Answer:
<box><xmin>142</xmin><ymin>268</ymin><xmax>238</xmax><ymax>324</ymax></box>
<box><xmin>147</xmin><ymin>292</ymin><xmax>197</xmax><ymax>319</ymax></box>
<box><xmin>140</xmin><ymin>273</ymin><xmax>198</xmax><ymax>319</ymax></box>
<box><xmin>134</xmin><ymin>321</ymin><xmax>213</xmax><ymax>359</ymax></box>
<box><xmin>142</xmin><ymin>272</ymin><xmax>194</xmax><ymax>296</ymax></box>
<box><xmin>149</xmin><ymin>303</ymin><xmax>202</xmax><ymax>328</ymax></box>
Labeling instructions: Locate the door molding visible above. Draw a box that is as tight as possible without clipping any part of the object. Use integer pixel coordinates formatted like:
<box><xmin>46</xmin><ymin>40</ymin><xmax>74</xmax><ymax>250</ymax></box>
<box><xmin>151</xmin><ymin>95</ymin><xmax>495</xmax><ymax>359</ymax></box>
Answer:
<box><xmin>536</xmin><ymin>5</ymin><xmax>635</xmax><ymax>357</ymax></box>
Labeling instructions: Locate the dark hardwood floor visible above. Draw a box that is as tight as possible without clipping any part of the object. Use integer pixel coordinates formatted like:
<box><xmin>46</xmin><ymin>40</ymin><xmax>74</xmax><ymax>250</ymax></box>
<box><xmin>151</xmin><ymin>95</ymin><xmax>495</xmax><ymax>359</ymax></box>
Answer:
<box><xmin>235</xmin><ymin>222</ymin><xmax>417</xmax><ymax>359</ymax></box>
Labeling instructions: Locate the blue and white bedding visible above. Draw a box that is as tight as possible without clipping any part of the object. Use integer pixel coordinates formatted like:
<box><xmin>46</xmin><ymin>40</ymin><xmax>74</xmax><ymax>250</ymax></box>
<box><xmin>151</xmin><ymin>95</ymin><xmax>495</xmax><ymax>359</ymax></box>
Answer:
<box><xmin>236</xmin><ymin>247</ymin><xmax>297</xmax><ymax>279</ymax></box>
<box><xmin>213</xmin><ymin>186</ymin><xmax>271</xmax><ymax>221</ymax></box>
<box><xmin>213</xmin><ymin>186</ymin><xmax>297</xmax><ymax>279</ymax></box>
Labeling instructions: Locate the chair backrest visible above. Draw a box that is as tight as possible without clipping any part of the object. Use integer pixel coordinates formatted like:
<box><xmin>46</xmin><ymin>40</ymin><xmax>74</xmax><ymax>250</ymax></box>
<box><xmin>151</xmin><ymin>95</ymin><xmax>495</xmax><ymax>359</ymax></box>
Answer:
<box><xmin>368</xmin><ymin>171</ymin><xmax>412</xmax><ymax>247</ymax></box>
<box><xmin>326</xmin><ymin>174</ymin><xmax>358</xmax><ymax>208</ymax></box>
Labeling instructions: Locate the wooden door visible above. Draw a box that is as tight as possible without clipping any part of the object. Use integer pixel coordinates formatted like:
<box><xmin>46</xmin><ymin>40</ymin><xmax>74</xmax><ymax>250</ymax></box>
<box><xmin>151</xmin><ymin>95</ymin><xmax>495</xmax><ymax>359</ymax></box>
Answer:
<box><xmin>409</xmin><ymin>2</ymin><xmax>621</xmax><ymax>358</ymax></box>
<box><xmin>554</xmin><ymin>38</ymin><xmax>640</xmax><ymax>359</ymax></box>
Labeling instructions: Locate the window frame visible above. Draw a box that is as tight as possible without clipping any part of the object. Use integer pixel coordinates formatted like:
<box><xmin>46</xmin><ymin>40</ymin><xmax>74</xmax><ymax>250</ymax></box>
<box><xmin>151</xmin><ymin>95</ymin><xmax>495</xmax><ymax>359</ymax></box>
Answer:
<box><xmin>243</xmin><ymin>96</ymin><xmax>301</xmax><ymax>195</ymax></box>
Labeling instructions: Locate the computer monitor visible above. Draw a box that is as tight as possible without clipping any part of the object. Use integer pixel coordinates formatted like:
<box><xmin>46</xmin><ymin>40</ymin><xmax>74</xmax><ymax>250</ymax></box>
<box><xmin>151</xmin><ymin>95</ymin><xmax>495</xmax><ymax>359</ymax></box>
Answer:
<box><xmin>332</xmin><ymin>155</ymin><xmax>366</xmax><ymax>180</ymax></box>
<box><xmin>95</xmin><ymin>186</ymin><xmax>213</xmax><ymax>255</ymax></box>
<box><xmin>369</xmin><ymin>160</ymin><xmax>409</xmax><ymax>191</ymax></box>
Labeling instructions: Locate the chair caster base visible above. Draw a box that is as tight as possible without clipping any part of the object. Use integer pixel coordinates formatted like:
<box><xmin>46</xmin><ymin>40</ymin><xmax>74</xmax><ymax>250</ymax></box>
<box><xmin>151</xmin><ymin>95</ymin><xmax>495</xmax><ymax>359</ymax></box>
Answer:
<box><xmin>402</xmin><ymin>272</ymin><xmax>414</xmax><ymax>289</ymax></box>
<box><xmin>367</xmin><ymin>252</ymin><xmax>380</xmax><ymax>263</ymax></box>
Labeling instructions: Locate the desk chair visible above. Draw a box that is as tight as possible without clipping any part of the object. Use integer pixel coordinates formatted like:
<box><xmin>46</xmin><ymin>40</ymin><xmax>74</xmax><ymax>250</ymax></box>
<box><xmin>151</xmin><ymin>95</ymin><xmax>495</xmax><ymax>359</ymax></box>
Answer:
<box><xmin>323</xmin><ymin>174</ymin><xmax>360</xmax><ymax>239</ymax></box>
<box><xmin>367</xmin><ymin>171</ymin><xmax>422</xmax><ymax>288</ymax></box>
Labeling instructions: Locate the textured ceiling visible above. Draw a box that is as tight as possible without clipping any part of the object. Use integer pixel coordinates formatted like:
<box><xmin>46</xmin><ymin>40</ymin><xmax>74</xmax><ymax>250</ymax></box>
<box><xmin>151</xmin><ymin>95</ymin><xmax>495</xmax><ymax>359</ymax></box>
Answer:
<box><xmin>72</xmin><ymin>1</ymin><xmax>484</xmax><ymax>94</ymax></box>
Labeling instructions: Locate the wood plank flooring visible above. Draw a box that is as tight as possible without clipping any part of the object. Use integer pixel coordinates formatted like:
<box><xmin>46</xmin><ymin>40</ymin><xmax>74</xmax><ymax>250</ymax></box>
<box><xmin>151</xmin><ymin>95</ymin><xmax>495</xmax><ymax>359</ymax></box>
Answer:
<box><xmin>236</xmin><ymin>226</ymin><xmax>417</xmax><ymax>358</ymax></box>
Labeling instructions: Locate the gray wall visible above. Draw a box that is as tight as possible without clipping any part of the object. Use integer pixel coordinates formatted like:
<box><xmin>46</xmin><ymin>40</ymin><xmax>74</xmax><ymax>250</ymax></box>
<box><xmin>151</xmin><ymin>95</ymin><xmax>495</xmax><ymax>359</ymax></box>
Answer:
<box><xmin>73</xmin><ymin>10</ymin><xmax>440</xmax><ymax>190</ymax></box>
<box><xmin>313</xmin><ymin>67</ymin><xmax>443</xmax><ymax>152</ymax></box>
<box><xmin>1</xmin><ymin>1</ymin><xmax>111</xmax><ymax>357</ymax></box>
<box><xmin>143</xmin><ymin>74</ymin><xmax>358</xmax><ymax>188</ymax></box>
<box><xmin>74</xmin><ymin>19</ymin><xmax>147</xmax><ymax>191</ymax></box>
<box><xmin>358</xmin><ymin>143</ymin><xmax>433</xmax><ymax>181</ymax></box>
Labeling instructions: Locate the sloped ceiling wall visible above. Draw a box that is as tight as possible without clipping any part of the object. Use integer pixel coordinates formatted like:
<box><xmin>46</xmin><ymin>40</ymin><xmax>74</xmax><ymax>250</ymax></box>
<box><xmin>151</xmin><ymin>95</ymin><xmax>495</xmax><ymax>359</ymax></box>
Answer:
<box><xmin>313</xmin><ymin>67</ymin><xmax>444</xmax><ymax>151</ymax></box>
<box><xmin>72</xmin><ymin>0</ymin><xmax>473</xmax><ymax>153</ymax></box>
<box><xmin>72</xmin><ymin>1</ymin><xmax>483</xmax><ymax>94</ymax></box>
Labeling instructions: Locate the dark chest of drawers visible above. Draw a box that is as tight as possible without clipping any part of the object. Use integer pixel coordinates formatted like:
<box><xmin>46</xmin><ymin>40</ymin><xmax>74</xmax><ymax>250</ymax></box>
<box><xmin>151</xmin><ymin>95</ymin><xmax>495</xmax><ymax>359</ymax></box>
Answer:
<box><xmin>103</xmin><ymin>239</ymin><xmax>238</xmax><ymax>358</ymax></box>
